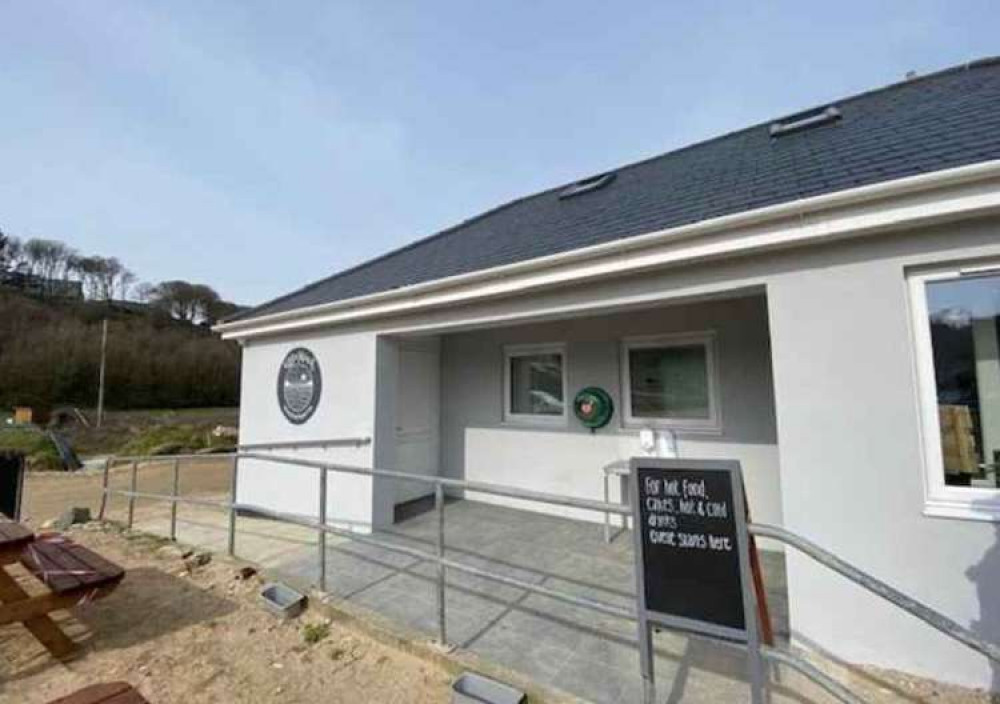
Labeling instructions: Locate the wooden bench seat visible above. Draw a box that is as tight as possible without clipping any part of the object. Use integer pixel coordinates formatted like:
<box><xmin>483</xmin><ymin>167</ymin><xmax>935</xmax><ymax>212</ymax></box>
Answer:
<box><xmin>20</xmin><ymin>537</ymin><xmax>125</xmax><ymax>596</ymax></box>
<box><xmin>0</xmin><ymin>519</ymin><xmax>34</xmax><ymax>564</ymax></box>
<box><xmin>0</xmin><ymin>532</ymin><xmax>126</xmax><ymax>659</ymax></box>
<box><xmin>47</xmin><ymin>681</ymin><xmax>149</xmax><ymax>704</ymax></box>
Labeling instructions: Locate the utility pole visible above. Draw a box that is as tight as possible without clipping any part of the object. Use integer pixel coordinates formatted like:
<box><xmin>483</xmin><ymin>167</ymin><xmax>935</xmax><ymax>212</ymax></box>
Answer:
<box><xmin>97</xmin><ymin>318</ymin><xmax>108</xmax><ymax>428</ymax></box>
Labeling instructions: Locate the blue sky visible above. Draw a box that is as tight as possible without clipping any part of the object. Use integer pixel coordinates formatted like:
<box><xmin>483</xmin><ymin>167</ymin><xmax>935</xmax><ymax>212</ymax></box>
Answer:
<box><xmin>1</xmin><ymin>1</ymin><xmax>997</xmax><ymax>305</ymax></box>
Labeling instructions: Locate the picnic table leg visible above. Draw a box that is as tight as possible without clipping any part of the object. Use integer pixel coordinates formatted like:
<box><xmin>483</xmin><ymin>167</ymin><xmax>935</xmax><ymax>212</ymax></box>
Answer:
<box><xmin>0</xmin><ymin>567</ymin><xmax>76</xmax><ymax>658</ymax></box>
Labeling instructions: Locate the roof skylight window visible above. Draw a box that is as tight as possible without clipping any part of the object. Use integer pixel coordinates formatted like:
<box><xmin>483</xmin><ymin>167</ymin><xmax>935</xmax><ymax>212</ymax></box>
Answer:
<box><xmin>558</xmin><ymin>172</ymin><xmax>616</xmax><ymax>199</ymax></box>
<box><xmin>769</xmin><ymin>105</ymin><xmax>841</xmax><ymax>138</ymax></box>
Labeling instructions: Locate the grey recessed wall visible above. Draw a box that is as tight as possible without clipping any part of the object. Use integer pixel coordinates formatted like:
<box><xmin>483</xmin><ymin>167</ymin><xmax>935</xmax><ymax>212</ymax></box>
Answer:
<box><xmin>438</xmin><ymin>295</ymin><xmax>782</xmax><ymax>529</ymax></box>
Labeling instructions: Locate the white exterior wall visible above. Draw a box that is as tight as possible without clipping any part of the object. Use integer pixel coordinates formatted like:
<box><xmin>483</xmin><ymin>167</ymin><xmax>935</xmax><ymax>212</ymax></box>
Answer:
<box><xmin>439</xmin><ymin>297</ymin><xmax>783</xmax><ymax>533</ymax></box>
<box><xmin>232</xmin><ymin>211</ymin><xmax>1000</xmax><ymax>690</ymax></box>
<box><xmin>237</xmin><ymin>331</ymin><xmax>377</xmax><ymax>529</ymax></box>
<box><xmin>765</xmin><ymin>221</ymin><xmax>1000</xmax><ymax>690</ymax></box>
<box><xmin>411</xmin><ymin>215</ymin><xmax>1000</xmax><ymax>689</ymax></box>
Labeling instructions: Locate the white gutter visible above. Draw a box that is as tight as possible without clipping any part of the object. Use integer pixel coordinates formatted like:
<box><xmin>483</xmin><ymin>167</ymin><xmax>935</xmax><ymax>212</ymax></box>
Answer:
<box><xmin>216</xmin><ymin>159</ymin><xmax>1000</xmax><ymax>340</ymax></box>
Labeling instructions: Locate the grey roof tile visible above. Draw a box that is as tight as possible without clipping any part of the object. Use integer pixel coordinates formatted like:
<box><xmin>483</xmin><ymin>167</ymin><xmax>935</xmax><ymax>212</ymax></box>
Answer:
<box><xmin>232</xmin><ymin>58</ymin><xmax>1000</xmax><ymax>323</ymax></box>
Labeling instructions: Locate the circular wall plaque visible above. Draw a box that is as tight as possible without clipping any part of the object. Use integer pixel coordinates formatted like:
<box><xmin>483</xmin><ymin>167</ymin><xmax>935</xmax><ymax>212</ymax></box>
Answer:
<box><xmin>277</xmin><ymin>348</ymin><xmax>322</xmax><ymax>424</ymax></box>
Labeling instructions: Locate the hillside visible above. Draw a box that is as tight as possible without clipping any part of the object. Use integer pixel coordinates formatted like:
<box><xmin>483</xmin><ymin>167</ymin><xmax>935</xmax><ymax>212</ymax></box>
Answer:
<box><xmin>0</xmin><ymin>289</ymin><xmax>240</xmax><ymax>411</ymax></box>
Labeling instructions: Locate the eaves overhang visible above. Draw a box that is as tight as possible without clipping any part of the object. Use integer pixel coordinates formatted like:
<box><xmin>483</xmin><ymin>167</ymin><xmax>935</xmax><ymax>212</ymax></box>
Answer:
<box><xmin>215</xmin><ymin>160</ymin><xmax>1000</xmax><ymax>342</ymax></box>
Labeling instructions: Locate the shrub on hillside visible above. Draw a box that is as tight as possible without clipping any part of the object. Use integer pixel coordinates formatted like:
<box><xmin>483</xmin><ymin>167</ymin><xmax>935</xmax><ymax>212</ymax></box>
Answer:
<box><xmin>117</xmin><ymin>424</ymin><xmax>235</xmax><ymax>456</ymax></box>
<box><xmin>0</xmin><ymin>428</ymin><xmax>63</xmax><ymax>470</ymax></box>
<box><xmin>0</xmin><ymin>291</ymin><xmax>240</xmax><ymax>410</ymax></box>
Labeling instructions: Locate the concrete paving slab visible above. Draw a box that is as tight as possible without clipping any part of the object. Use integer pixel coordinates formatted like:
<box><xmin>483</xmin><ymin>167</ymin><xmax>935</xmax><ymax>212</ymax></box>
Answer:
<box><xmin>127</xmin><ymin>496</ymin><xmax>799</xmax><ymax>704</ymax></box>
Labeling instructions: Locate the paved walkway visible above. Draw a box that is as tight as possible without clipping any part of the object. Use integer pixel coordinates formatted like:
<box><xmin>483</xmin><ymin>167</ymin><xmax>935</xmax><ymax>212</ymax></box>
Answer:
<box><xmin>122</xmin><ymin>495</ymin><xmax>820</xmax><ymax>704</ymax></box>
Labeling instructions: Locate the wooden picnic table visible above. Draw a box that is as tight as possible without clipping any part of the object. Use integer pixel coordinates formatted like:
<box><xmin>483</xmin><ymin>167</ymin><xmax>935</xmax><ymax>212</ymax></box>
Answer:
<box><xmin>47</xmin><ymin>681</ymin><xmax>149</xmax><ymax>704</ymax></box>
<box><xmin>0</xmin><ymin>517</ymin><xmax>34</xmax><ymax>564</ymax></box>
<box><xmin>0</xmin><ymin>515</ymin><xmax>125</xmax><ymax>659</ymax></box>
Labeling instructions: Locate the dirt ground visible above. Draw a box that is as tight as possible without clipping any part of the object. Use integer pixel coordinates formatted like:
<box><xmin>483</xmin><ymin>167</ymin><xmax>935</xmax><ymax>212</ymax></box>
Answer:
<box><xmin>21</xmin><ymin>458</ymin><xmax>232</xmax><ymax>526</ymax></box>
<box><xmin>16</xmin><ymin>468</ymin><xmax>1000</xmax><ymax>704</ymax></box>
<box><xmin>0</xmin><ymin>522</ymin><xmax>453</xmax><ymax>704</ymax></box>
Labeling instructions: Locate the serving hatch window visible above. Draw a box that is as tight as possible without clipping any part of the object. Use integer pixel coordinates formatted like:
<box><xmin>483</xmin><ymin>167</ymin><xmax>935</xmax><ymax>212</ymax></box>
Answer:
<box><xmin>503</xmin><ymin>343</ymin><xmax>567</xmax><ymax>423</ymax></box>
<box><xmin>910</xmin><ymin>262</ymin><xmax>1000</xmax><ymax>520</ymax></box>
<box><xmin>621</xmin><ymin>332</ymin><xmax>721</xmax><ymax>432</ymax></box>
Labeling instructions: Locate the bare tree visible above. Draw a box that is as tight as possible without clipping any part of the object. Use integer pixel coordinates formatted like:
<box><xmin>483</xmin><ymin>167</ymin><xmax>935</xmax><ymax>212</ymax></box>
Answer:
<box><xmin>76</xmin><ymin>256</ymin><xmax>106</xmax><ymax>299</ymax></box>
<box><xmin>87</xmin><ymin>256</ymin><xmax>129</xmax><ymax>301</ymax></box>
<box><xmin>4</xmin><ymin>236</ymin><xmax>25</xmax><ymax>271</ymax></box>
<box><xmin>22</xmin><ymin>238</ymin><xmax>46</xmax><ymax>276</ymax></box>
<box><xmin>133</xmin><ymin>282</ymin><xmax>156</xmax><ymax>303</ymax></box>
<box><xmin>65</xmin><ymin>253</ymin><xmax>84</xmax><ymax>282</ymax></box>
<box><xmin>204</xmin><ymin>298</ymin><xmax>243</xmax><ymax>325</ymax></box>
<box><xmin>149</xmin><ymin>281</ymin><xmax>225</xmax><ymax>322</ymax></box>
<box><xmin>119</xmin><ymin>270</ymin><xmax>137</xmax><ymax>301</ymax></box>
<box><xmin>2</xmin><ymin>233</ymin><xmax>241</xmax><ymax>317</ymax></box>
<box><xmin>150</xmin><ymin>280</ymin><xmax>199</xmax><ymax>320</ymax></box>
<box><xmin>189</xmin><ymin>283</ymin><xmax>221</xmax><ymax>321</ymax></box>
<box><xmin>22</xmin><ymin>239</ymin><xmax>74</xmax><ymax>293</ymax></box>
<box><xmin>55</xmin><ymin>245</ymin><xmax>77</xmax><ymax>280</ymax></box>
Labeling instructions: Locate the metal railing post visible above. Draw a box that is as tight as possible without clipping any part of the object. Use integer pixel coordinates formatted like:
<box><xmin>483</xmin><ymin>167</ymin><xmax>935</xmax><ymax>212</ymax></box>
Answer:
<box><xmin>228</xmin><ymin>454</ymin><xmax>239</xmax><ymax>557</ymax></box>
<box><xmin>318</xmin><ymin>468</ymin><xmax>328</xmax><ymax>592</ymax></box>
<box><xmin>169</xmin><ymin>458</ymin><xmax>180</xmax><ymax>542</ymax></box>
<box><xmin>761</xmin><ymin>647</ymin><xmax>863</xmax><ymax>704</ymax></box>
<box><xmin>98</xmin><ymin>457</ymin><xmax>111</xmax><ymax>520</ymax></box>
<box><xmin>127</xmin><ymin>460</ymin><xmax>137</xmax><ymax>529</ymax></box>
<box><xmin>94</xmin><ymin>449</ymin><xmax>1000</xmax><ymax>704</ymax></box>
<box><xmin>435</xmin><ymin>482</ymin><xmax>447</xmax><ymax>645</ymax></box>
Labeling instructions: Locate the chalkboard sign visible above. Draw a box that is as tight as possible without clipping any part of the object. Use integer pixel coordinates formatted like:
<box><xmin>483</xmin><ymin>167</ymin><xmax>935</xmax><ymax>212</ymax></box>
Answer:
<box><xmin>630</xmin><ymin>458</ymin><xmax>752</xmax><ymax>640</ymax></box>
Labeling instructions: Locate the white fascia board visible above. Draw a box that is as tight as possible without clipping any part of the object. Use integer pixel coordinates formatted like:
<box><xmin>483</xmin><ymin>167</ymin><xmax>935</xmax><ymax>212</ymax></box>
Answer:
<box><xmin>217</xmin><ymin>160</ymin><xmax>1000</xmax><ymax>341</ymax></box>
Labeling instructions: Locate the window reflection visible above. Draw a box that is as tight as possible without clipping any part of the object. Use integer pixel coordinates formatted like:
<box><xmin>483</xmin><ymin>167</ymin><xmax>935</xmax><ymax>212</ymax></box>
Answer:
<box><xmin>926</xmin><ymin>272</ymin><xmax>1000</xmax><ymax>488</ymax></box>
<box><xmin>629</xmin><ymin>345</ymin><xmax>710</xmax><ymax>419</ymax></box>
<box><xmin>509</xmin><ymin>353</ymin><xmax>564</xmax><ymax>416</ymax></box>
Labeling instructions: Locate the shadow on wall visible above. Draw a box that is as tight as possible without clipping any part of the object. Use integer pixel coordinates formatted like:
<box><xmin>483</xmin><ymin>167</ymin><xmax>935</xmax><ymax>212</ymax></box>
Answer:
<box><xmin>966</xmin><ymin>511</ymin><xmax>1000</xmax><ymax>699</ymax></box>
<box><xmin>785</xmin><ymin>513</ymin><xmax>1000</xmax><ymax>702</ymax></box>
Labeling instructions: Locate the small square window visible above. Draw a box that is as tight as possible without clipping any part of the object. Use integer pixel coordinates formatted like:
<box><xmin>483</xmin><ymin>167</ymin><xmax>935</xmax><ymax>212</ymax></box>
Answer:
<box><xmin>503</xmin><ymin>344</ymin><xmax>567</xmax><ymax>423</ymax></box>
<box><xmin>910</xmin><ymin>262</ymin><xmax>1000</xmax><ymax>521</ymax></box>
<box><xmin>622</xmin><ymin>333</ymin><xmax>721</xmax><ymax>431</ymax></box>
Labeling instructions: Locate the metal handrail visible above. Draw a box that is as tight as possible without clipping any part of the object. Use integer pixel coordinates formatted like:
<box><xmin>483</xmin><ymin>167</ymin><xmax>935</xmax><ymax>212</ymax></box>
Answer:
<box><xmin>749</xmin><ymin>522</ymin><xmax>1000</xmax><ymax>664</ymax></box>
<box><xmin>108</xmin><ymin>452</ymin><xmax>237</xmax><ymax>464</ymax></box>
<box><xmin>239</xmin><ymin>451</ymin><xmax>632</xmax><ymax>516</ymax></box>
<box><xmin>238</xmin><ymin>437</ymin><xmax>371</xmax><ymax>452</ymax></box>
<box><xmin>760</xmin><ymin>646</ymin><xmax>863</xmax><ymax>704</ymax></box>
<box><xmin>98</xmin><ymin>451</ymin><xmax>1000</xmax><ymax>704</ymax></box>
<box><xmin>116</xmin><ymin>490</ymin><xmax>228</xmax><ymax>509</ymax></box>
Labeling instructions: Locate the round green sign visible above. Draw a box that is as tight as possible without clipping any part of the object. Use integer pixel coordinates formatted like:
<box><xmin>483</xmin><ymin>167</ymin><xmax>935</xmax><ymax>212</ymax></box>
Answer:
<box><xmin>573</xmin><ymin>386</ymin><xmax>614</xmax><ymax>430</ymax></box>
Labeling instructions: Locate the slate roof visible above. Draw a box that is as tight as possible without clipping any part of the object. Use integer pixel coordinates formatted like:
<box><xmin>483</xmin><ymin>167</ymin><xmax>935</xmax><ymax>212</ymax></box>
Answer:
<box><xmin>233</xmin><ymin>58</ymin><xmax>1000</xmax><ymax>323</ymax></box>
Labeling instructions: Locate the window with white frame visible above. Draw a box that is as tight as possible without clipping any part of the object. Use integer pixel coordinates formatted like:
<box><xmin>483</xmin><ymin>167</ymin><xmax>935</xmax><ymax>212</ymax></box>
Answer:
<box><xmin>910</xmin><ymin>262</ymin><xmax>1000</xmax><ymax>520</ymax></box>
<box><xmin>503</xmin><ymin>343</ymin><xmax>567</xmax><ymax>423</ymax></box>
<box><xmin>621</xmin><ymin>332</ymin><xmax>721</xmax><ymax>431</ymax></box>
